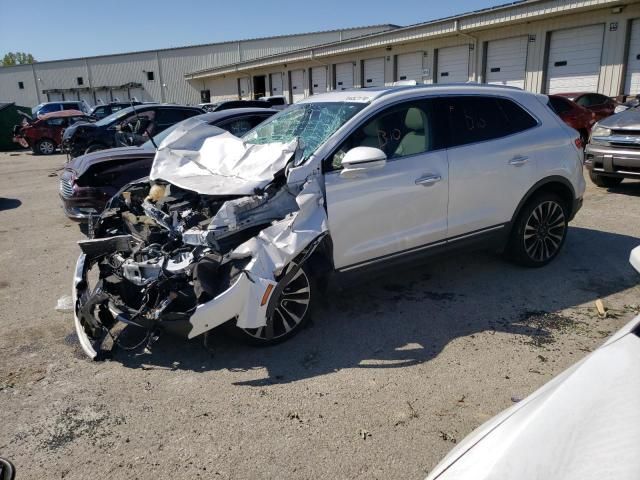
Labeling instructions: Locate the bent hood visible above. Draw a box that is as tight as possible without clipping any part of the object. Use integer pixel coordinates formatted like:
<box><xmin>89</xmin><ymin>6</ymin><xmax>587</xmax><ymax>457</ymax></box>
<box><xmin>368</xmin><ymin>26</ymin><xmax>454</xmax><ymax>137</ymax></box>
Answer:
<box><xmin>598</xmin><ymin>108</ymin><xmax>640</xmax><ymax>130</ymax></box>
<box><xmin>149</xmin><ymin>123</ymin><xmax>297</xmax><ymax>196</ymax></box>
<box><xmin>67</xmin><ymin>146</ymin><xmax>154</xmax><ymax>176</ymax></box>
<box><xmin>427</xmin><ymin>315</ymin><xmax>640</xmax><ymax>480</ymax></box>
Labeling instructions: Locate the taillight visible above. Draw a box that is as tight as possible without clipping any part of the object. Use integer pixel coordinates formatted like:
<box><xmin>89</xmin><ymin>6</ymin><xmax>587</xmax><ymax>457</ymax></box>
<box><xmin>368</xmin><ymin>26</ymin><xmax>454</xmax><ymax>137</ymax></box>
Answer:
<box><xmin>575</xmin><ymin>137</ymin><xmax>584</xmax><ymax>149</ymax></box>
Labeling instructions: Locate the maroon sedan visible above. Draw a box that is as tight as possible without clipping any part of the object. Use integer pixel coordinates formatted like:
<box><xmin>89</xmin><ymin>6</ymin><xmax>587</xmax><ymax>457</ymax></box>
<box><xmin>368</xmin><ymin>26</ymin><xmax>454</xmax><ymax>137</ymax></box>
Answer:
<box><xmin>13</xmin><ymin>110</ymin><xmax>92</xmax><ymax>155</ymax></box>
<box><xmin>554</xmin><ymin>92</ymin><xmax>617</xmax><ymax>122</ymax></box>
<box><xmin>548</xmin><ymin>95</ymin><xmax>596</xmax><ymax>145</ymax></box>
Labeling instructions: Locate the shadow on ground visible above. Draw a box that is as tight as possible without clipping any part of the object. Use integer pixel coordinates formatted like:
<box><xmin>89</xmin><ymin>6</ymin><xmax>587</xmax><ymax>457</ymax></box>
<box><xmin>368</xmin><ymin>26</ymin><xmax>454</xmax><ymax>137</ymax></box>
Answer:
<box><xmin>606</xmin><ymin>180</ymin><xmax>640</xmax><ymax>197</ymax></box>
<box><xmin>0</xmin><ymin>198</ymin><xmax>21</xmax><ymax>211</ymax></box>
<box><xmin>99</xmin><ymin>226</ymin><xmax>640</xmax><ymax>384</ymax></box>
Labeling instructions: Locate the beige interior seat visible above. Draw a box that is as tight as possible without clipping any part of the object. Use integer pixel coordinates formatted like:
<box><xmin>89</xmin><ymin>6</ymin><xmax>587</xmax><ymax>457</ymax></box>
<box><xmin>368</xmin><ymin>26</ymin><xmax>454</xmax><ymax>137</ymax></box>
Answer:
<box><xmin>395</xmin><ymin>108</ymin><xmax>429</xmax><ymax>157</ymax></box>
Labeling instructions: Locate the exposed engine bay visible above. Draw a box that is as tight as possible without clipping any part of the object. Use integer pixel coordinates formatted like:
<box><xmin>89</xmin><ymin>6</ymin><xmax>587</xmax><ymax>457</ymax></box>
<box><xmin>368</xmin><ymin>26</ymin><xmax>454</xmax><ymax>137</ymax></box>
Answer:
<box><xmin>73</xmin><ymin>131</ymin><xmax>329</xmax><ymax>359</ymax></box>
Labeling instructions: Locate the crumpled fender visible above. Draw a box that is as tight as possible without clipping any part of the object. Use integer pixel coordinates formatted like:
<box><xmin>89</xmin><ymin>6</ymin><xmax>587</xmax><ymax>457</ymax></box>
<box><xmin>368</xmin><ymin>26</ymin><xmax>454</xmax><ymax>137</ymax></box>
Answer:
<box><xmin>187</xmin><ymin>176</ymin><xmax>328</xmax><ymax>335</ymax></box>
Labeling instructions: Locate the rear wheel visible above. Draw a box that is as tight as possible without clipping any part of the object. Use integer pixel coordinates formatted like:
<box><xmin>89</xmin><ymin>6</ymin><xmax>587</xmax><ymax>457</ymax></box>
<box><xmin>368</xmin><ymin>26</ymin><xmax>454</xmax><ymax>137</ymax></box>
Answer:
<box><xmin>34</xmin><ymin>138</ymin><xmax>56</xmax><ymax>155</ymax></box>
<box><xmin>233</xmin><ymin>261</ymin><xmax>316</xmax><ymax>346</ymax></box>
<box><xmin>589</xmin><ymin>171</ymin><xmax>623</xmax><ymax>188</ymax></box>
<box><xmin>508</xmin><ymin>193</ymin><xmax>569</xmax><ymax>267</ymax></box>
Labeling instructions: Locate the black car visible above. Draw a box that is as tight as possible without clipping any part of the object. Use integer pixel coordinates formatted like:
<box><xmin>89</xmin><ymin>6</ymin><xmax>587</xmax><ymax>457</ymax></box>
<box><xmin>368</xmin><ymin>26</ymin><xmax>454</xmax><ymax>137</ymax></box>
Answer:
<box><xmin>62</xmin><ymin>104</ymin><xmax>204</xmax><ymax>158</ymax></box>
<box><xmin>89</xmin><ymin>102</ymin><xmax>142</xmax><ymax>120</ymax></box>
<box><xmin>59</xmin><ymin>108</ymin><xmax>278</xmax><ymax>220</ymax></box>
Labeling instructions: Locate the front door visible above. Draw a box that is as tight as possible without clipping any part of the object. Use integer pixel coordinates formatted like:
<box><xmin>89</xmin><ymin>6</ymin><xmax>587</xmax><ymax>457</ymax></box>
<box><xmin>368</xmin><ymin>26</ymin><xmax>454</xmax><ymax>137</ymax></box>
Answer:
<box><xmin>324</xmin><ymin>99</ymin><xmax>449</xmax><ymax>270</ymax></box>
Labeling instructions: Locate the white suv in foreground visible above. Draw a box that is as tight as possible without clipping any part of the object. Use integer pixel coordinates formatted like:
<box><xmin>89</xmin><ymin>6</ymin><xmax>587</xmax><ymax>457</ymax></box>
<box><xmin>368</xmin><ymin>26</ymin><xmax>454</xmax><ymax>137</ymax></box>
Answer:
<box><xmin>73</xmin><ymin>84</ymin><xmax>585</xmax><ymax>358</ymax></box>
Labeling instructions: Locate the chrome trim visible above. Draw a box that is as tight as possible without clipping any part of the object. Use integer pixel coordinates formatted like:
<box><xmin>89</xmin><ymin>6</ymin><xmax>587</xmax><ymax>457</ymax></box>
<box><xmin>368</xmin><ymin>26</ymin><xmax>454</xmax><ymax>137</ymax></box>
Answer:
<box><xmin>338</xmin><ymin>224</ymin><xmax>505</xmax><ymax>272</ymax></box>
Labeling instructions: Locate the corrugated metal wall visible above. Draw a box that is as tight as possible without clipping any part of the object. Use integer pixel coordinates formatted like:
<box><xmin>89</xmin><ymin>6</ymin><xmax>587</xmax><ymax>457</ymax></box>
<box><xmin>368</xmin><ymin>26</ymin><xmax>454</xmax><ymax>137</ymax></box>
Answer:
<box><xmin>202</xmin><ymin>2</ymin><xmax>640</xmax><ymax>102</ymax></box>
<box><xmin>0</xmin><ymin>25</ymin><xmax>394</xmax><ymax>107</ymax></box>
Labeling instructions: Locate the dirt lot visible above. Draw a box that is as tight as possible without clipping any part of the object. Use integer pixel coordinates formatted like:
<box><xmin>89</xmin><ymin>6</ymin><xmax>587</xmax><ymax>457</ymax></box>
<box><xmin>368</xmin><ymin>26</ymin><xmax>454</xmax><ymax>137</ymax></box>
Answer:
<box><xmin>0</xmin><ymin>150</ymin><xmax>639</xmax><ymax>480</ymax></box>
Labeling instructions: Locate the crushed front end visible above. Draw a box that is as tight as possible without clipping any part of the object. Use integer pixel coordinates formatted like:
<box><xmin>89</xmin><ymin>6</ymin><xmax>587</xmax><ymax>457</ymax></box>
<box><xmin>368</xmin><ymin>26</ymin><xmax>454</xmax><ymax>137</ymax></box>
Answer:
<box><xmin>72</xmin><ymin>176</ymin><xmax>322</xmax><ymax>359</ymax></box>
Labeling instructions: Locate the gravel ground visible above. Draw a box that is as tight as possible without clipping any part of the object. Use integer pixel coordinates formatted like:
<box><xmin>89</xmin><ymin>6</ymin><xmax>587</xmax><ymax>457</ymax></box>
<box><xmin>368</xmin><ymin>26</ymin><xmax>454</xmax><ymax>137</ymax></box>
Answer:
<box><xmin>0</xmin><ymin>150</ymin><xmax>639</xmax><ymax>480</ymax></box>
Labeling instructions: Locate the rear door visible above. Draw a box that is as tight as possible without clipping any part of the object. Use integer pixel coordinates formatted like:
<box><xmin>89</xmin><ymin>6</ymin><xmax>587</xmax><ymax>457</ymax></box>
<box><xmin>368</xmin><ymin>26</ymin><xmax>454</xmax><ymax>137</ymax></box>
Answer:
<box><xmin>442</xmin><ymin>95</ymin><xmax>539</xmax><ymax>237</ymax></box>
<box><xmin>324</xmin><ymin>99</ymin><xmax>449</xmax><ymax>270</ymax></box>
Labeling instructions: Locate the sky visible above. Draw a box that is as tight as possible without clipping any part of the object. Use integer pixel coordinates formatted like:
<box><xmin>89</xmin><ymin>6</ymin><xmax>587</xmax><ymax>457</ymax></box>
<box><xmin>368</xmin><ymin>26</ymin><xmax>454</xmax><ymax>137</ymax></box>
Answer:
<box><xmin>0</xmin><ymin>0</ymin><xmax>510</xmax><ymax>62</ymax></box>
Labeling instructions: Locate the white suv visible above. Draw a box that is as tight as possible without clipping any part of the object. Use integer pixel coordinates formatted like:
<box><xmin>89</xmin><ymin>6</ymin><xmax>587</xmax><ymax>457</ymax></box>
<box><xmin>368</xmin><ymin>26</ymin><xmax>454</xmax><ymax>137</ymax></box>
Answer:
<box><xmin>73</xmin><ymin>85</ymin><xmax>585</xmax><ymax>358</ymax></box>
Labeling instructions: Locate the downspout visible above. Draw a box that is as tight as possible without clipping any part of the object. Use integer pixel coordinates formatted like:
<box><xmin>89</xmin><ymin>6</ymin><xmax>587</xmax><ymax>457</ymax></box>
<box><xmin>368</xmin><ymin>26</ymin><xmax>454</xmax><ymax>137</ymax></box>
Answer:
<box><xmin>455</xmin><ymin>19</ymin><xmax>479</xmax><ymax>83</ymax></box>
<box><xmin>31</xmin><ymin>63</ymin><xmax>41</xmax><ymax>103</ymax></box>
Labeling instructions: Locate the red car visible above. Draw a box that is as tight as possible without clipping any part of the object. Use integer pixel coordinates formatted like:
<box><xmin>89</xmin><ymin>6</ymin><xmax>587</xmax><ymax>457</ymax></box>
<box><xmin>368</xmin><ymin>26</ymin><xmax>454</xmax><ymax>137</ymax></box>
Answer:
<box><xmin>548</xmin><ymin>94</ymin><xmax>596</xmax><ymax>144</ymax></box>
<box><xmin>554</xmin><ymin>92</ymin><xmax>617</xmax><ymax>122</ymax></box>
<box><xmin>13</xmin><ymin>110</ymin><xmax>92</xmax><ymax>155</ymax></box>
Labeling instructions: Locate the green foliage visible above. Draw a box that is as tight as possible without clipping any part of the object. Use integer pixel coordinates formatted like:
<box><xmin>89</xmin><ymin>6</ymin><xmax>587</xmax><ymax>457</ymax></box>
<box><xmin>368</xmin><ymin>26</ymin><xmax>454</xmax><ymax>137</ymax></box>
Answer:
<box><xmin>2</xmin><ymin>52</ymin><xmax>37</xmax><ymax>66</ymax></box>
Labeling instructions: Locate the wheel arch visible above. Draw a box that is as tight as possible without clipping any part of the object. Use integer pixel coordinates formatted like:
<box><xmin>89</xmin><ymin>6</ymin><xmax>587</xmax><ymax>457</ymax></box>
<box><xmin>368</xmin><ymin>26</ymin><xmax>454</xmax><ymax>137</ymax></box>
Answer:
<box><xmin>510</xmin><ymin>176</ymin><xmax>577</xmax><ymax>226</ymax></box>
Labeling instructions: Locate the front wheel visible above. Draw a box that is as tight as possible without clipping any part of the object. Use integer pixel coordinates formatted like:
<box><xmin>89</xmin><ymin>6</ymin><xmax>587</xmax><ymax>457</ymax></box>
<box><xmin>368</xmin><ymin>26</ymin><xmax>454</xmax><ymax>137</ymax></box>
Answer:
<box><xmin>589</xmin><ymin>171</ymin><xmax>623</xmax><ymax>188</ymax></box>
<box><xmin>34</xmin><ymin>138</ymin><xmax>56</xmax><ymax>155</ymax></box>
<box><xmin>232</xmin><ymin>261</ymin><xmax>316</xmax><ymax>346</ymax></box>
<box><xmin>507</xmin><ymin>193</ymin><xmax>569</xmax><ymax>267</ymax></box>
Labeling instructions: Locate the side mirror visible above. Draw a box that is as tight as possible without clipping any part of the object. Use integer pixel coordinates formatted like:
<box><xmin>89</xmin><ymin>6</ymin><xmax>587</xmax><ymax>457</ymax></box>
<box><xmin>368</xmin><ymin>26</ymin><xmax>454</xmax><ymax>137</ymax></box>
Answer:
<box><xmin>631</xmin><ymin>246</ymin><xmax>640</xmax><ymax>275</ymax></box>
<box><xmin>340</xmin><ymin>146</ymin><xmax>387</xmax><ymax>177</ymax></box>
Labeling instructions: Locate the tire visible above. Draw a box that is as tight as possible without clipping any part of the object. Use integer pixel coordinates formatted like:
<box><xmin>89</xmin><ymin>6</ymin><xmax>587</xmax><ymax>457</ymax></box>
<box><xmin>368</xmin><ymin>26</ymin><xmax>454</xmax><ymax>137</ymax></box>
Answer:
<box><xmin>34</xmin><ymin>138</ymin><xmax>56</xmax><ymax>155</ymax></box>
<box><xmin>507</xmin><ymin>193</ymin><xmax>569</xmax><ymax>268</ymax></box>
<box><xmin>589</xmin><ymin>171</ymin><xmax>623</xmax><ymax>188</ymax></box>
<box><xmin>85</xmin><ymin>144</ymin><xmax>106</xmax><ymax>155</ymax></box>
<box><xmin>231</xmin><ymin>261</ymin><xmax>317</xmax><ymax>346</ymax></box>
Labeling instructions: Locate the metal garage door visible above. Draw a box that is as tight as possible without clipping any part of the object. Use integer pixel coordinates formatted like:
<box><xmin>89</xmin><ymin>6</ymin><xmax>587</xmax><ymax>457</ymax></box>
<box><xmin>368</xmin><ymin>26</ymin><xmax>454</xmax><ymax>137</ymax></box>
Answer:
<box><xmin>486</xmin><ymin>36</ymin><xmax>528</xmax><ymax>88</ymax></box>
<box><xmin>437</xmin><ymin>45</ymin><xmax>470</xmax><ymax>83</ymax></box>
<box><xmin>311</xmin><ymin>67</ymin><xmax>328</xmax><ymax>95</ymax></box>
<box><xmin>625</xmin><ymin>19</ymin><xmax>640</xmax><ymax>95</ymax></box>
<box><xmin>290</xmin><ymin>69</ymin><xmax>305</xmax><ymax>103</ymax></box>
<box><xmin>94</xmin><ymin>91</ymin><xmax>110</xmax><ymax>105</ymax></box>
<box><xmin>396</xmin><ymin>52</ymin><xmax>424</xmax><ymax>83</ymax></box>
<box><xmin>546</xmin><ymin>24</ymin><xmax>604</xmax><ymax>94</ymax></box>
<box><xmin>128</xmin><ymin>87</ymin><xmax>145</xmax><ymax>102</ymax></box>
<box><xmin>110</xmin><ymin>89</ymin><xmax>128</xmax><ymax>102</ymax></box>
<box><xmin>47</xmin><ymin>92</ymin><xmax>64</xmax><ymax>101</ymax></box>
<box><xmin>363</xmin><ymin>57</ymin><xmax>385</xmax><ymax>87</ymax></box>
<box><xmin>79</xmin><ymin>91</ymin><xmax>95</xmax><ymax>107</ymax></box>
<box><xmin>269</xmin><ymin>72</ymin><xmax>283</xmax><ymax>96</ymax></box>
<box><xmin>238</xmin><ymin>77</ymin><xmax>251</xmax><ymax>99</ymax></box>
<box><xmin>335</xmin><ymin>62</ymin><xmax>354</xmax><ymax>90</ymax></box>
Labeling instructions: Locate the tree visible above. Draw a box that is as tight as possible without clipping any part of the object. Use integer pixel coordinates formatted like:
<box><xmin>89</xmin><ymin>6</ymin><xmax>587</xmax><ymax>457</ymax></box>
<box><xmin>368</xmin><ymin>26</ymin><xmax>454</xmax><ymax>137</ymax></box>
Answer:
<box><xmin>2</xmin><ymin>52</ymin><xmax>36</xmax><ymax>66</ymax></box>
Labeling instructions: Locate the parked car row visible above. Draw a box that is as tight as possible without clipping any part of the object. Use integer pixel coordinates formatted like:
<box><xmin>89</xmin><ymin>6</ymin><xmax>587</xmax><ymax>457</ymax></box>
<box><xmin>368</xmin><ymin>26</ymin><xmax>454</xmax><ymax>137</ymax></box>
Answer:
<box><xmin>59</xmin><ymin>107</ymin><xmax>277</xmax><ymax>219</ymax></box>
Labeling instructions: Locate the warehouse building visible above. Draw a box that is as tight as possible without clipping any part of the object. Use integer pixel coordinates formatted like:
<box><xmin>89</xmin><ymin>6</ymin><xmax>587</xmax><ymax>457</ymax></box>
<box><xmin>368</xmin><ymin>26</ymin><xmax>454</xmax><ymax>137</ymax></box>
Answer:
<box><xmin>0</xmin><ymin>25</ymin><xmax>395</xmax><ymax>107</ymax></box>
<box><xmin>2</xmin><ymin>0</ymin><xmax>640</xmax><ymax>109</ymax></box>
<box><xmin>186</xmin><ymin>0</ymin><xmax>640</xmax><ymax>102</ymax></box>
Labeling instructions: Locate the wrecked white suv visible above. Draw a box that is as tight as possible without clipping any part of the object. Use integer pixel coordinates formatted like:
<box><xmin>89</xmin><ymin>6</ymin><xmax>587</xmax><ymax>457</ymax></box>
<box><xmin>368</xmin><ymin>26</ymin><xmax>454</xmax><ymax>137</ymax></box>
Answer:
<box><xmin>73</xmin><ymin>85</ymin><xmax>586</xmax><ymax>359</ymax></box>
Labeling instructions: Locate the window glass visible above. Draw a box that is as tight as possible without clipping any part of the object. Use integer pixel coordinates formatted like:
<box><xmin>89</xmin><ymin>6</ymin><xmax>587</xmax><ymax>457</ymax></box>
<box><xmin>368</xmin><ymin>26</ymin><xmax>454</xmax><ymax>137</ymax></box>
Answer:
<box><xmin>223</xmin><ymin>118</ymin><xmax>253</xmax><ymax>137</ymax></box>
<box><xmin>46</xmin><ymin>117</ymin><xmax>66</xmax><ymax>126</ymax></box>
<box><xmin>443</xmin><ymin>96</ymin><xmax>537</xmax><ymax>147</ymax></box>
<box><xmin>548</xmin><ymin>97</ymin><xmax>572</xmax><ymax>115</ymax></box>
<box><xmin>329</xmin><ymin>100</ymin><xmax>438</xmax><ymax>170</ymax></box>
<box><xmin>62</xmin><ymin>103</ymin><xmax>79</xmax><ymax>110</ymax></box>
<box><xmin>243</xmin><ymin>102</ymin><xmax>366</xmax><ymax>163</ymax></box>
<box><xmin>156</xmin><ymin>108</ymin><xmax>197</xmax><ymax>124</ymax></box>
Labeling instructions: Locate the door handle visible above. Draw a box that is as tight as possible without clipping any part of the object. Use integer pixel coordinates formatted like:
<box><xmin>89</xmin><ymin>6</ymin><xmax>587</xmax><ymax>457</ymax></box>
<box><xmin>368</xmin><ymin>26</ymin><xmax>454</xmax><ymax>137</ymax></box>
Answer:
<box><xmin>415</xmin><ymin>174</ymin><xmax>442</xmax><ymax>186</ymax></box>
<box><xmin>509</xmin><ymin>155</ymin><xmax>529</xmax><ymax>166</ymax></box>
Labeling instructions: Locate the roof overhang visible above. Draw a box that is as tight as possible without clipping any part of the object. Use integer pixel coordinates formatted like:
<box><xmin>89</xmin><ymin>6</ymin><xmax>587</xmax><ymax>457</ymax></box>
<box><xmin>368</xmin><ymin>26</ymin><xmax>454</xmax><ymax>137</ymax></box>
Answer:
<box><xmin>185</xmin><ymin>0</ymin><xmax>625</xmax><ymax>80</ymax></box>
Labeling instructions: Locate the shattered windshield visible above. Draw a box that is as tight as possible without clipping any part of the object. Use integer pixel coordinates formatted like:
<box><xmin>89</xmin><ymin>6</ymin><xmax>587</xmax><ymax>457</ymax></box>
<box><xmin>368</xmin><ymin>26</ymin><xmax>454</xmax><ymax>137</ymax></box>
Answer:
<box><xmin>243</xmin><ymin>102</ymin><xmax>366</xmax><ymax>161</ymax></box>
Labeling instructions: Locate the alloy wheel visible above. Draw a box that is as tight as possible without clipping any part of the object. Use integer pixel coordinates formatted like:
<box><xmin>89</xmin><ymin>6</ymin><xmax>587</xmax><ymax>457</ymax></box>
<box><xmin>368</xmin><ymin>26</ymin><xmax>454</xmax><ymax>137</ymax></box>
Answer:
<box><xmin>523</xmin><ymin>200</ymin><xmax>566</xmax><ymax>262</ymax></box>
<box><xmin>243</xmin><ymin>262</ymin><xmax>311</xmax><ymax>341</ymax></box>
<box><xmin>39</xmin><ymin>140</ymin><xmax>55</xmax><ymax>154</ymax></box>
